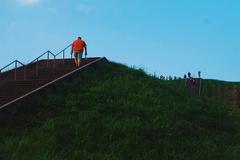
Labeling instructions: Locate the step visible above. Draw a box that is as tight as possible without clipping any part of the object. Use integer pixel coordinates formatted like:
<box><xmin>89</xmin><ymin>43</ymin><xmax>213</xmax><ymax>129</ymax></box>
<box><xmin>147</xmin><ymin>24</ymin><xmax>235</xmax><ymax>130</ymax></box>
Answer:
<box><xmin>8</xmin><ymin>79</ymin><xmax>51</xmax><ymax>86</ymax></box>
<box><xmin>0</xmin><ymin>57</ymin><xmax>106</xmax><ymax>109</ymax></box>
<box><xmin>0</xmin><ymin>79</ymin><xmax>52</xmax><ymax>97</ymax></box>
<box><xmin>0</xmin><ymin>67</ymin><xmax>75</xmax><ymax>81</ymax></box>
<box><xmin>0</xmin><ymin>58</ymin><xmax>97</xmax><ymax>80</ymax></box>
<box><xmin>0</xmin><ymin>96</ymin><xmax>18</xmax><ymax>106</ymax></box>
<box><xmin>0</xmin><ymin>79</ymin><xmax>51</xmax><ymax>85</ymax></box>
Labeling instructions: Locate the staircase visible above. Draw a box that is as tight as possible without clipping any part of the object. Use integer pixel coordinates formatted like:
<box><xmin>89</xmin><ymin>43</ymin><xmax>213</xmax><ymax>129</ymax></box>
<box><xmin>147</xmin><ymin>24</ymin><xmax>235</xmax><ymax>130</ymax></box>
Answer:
<box><xmin>0</xmin><ymin>45</ymin><xmax>108</xmax><ymax>113</ymax></box>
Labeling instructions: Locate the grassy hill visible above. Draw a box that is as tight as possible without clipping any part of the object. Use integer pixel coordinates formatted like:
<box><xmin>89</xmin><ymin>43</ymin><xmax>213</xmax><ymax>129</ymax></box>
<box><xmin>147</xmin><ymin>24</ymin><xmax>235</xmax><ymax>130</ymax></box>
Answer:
<box><xmin>0</xmin><ymin>62</ymin><xmax>240</xmax><ymax>160</ymax></box>
<box><xmin>203</xmin><ymin>79</ymin><xmax>240</xmax><ymax>107</ymax></box>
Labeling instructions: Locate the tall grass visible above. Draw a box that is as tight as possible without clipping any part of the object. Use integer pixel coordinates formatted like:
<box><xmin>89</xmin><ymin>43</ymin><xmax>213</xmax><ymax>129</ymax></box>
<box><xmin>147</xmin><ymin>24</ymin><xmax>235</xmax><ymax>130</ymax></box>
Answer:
<box><xmin>0</xmin><ymin>62</ymin><xmax>240</xmax><ymax>160</ymax></box>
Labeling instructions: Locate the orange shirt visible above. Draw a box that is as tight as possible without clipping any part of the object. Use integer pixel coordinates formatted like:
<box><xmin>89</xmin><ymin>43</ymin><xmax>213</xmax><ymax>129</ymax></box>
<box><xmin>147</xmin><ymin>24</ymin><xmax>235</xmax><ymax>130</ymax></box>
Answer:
<box><xmin>72</xmin><ymin>39</ymin><xmax>86</xmax><ymax>52</ymax></box>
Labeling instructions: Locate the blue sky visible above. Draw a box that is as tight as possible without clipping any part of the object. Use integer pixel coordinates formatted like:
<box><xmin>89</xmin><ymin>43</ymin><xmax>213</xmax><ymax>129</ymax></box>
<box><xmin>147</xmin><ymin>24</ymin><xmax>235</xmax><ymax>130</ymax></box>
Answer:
<box><xmin>0</xmin><ymin>0</ymin><xmax>240</xmax><ymax>81</ymax></box>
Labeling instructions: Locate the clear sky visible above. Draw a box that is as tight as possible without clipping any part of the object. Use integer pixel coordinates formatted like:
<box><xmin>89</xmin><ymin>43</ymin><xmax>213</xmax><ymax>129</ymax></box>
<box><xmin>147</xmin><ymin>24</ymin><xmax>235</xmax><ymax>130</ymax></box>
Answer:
<box><xmin>0</xmin><ymin>0</ymin><xmax>240</xmax><ymax>81</ymax></box>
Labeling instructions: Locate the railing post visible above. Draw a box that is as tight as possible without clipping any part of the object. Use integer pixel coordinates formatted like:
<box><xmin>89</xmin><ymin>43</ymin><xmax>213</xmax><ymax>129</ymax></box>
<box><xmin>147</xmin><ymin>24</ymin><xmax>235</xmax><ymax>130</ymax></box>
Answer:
<box><xmin>47</xmin><ymin>51</ymin><xmax>49</xmax><ymax>68</ymax></box>
<box><xmin>63</xmin><ymin>50</ymin><xmax>65</xmax><ymax>64</ymax></box>
<box><xmin>14</xmin><ymin>60</ymin><xmax>17</xmax><ymax>80</ymax></box>
<box><xmin>36</xmin><ymin>59</ymin><xmax>39</xmax><ymax>78</ymax></box>
<box><xmin>23</xmin><ymin>66</ymin><xmax>26</xmax><ymax>80</ymax></box>
<box><xmin>54</xmin><ymin>55</ymin><xmax>56</xmax><ymax>67</ymax></box>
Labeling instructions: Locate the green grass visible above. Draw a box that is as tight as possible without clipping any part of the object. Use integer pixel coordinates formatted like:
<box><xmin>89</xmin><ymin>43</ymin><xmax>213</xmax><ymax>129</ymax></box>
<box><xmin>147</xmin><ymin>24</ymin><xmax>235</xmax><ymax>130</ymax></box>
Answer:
<box><xmin>0</xmin><ymin>62</ymin><xmax>240</xmax><ymax>160</ymax></box>
<box><xmin>202</xmin><ymin>79</ymin><xmax>240</xmax><ymax>107</ymax></box>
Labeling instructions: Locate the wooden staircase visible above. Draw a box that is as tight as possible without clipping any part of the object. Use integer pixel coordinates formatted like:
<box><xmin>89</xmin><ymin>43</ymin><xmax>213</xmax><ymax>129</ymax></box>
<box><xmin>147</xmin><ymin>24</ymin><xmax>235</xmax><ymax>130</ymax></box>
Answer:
<box><xmin>0</xmin><ymin>45</ymin><xmax>108</xmax><ymax>114</ymax></box>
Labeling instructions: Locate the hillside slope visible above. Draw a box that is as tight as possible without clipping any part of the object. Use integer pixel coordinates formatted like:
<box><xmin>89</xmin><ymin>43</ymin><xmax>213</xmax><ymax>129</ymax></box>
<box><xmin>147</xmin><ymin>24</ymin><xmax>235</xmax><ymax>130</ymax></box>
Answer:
<box><xmin>203</xmin><ymin>80</ymin><xmax>240</xmax><ymax>107</ymax></box>
<box><xmin>0</xmin><ymin>62</ymin><xmax>240</xmax><ymax>160</ymax></box>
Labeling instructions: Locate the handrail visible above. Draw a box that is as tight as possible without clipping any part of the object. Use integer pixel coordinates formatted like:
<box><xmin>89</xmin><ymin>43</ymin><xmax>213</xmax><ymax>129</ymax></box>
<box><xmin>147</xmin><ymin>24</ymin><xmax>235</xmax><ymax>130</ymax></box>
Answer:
<box><xmin>0</xmin><ymin>60</ymin><xmax>26</xmax><ymax>80</ymax></box>
<box><xmin>0</xmin><ymin>60</ymin><xmax>17</xmax><ymax>72</ymax></box>
<box><xmin>55</xmin><ymin>44</ymin><xmax>72</xmax><ymax>57</ymax></box>
<box><xmin>48</xmin><ymin>51</ymin><xmax>55</xmax><ymax>56</ymax></box>
<box><xmin>30</xmin><ymin>50</ymin><xmax>55</xmax><ymax>64</ymax></box>
<box><xmin>0</xmin><ymin>43</ymin><xmax>73</xmax><ymax>80</ymax></box>
<box><xmin>0</xmin><ymin>60</ymin><xmax>25</xmax><ymax>72</ymax></box>
<box><xmin>16</xmin><ymin>60</ymin><xmax>25</xmax><ymax>66</ymax></box>
<box><xmin>30</xmin><ymin>51</ymin><xmax>48</xmax><ymax>64</ymax></box>
<box><xmin>54</xmin><ymin>44</ymin><xmax>72</xmax><ymax>64</ymax></box>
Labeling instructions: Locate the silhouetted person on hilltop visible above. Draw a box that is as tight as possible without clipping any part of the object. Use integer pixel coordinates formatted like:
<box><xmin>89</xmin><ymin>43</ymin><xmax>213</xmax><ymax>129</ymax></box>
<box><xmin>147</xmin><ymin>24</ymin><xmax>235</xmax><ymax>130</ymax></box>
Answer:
<box><xmin>186</xmin><ymin>72</ymin><xmax>194</xmax><ymax>88</ymax></box>
<box><xmin>71</xmin><ymin>37</ymin><xmax>87</xmax><ymax>67</ymax></box>
<box><xmin>160</xmin><ymin>75</ymin><xmax>165</xmax><ymax>80</ymax></box>
<box><xmin>184</xmin><ymin>75</ymin><xmax>187</xmax><ymax>79</ymax></box>
<box><xmin>198</xmin><ymin>71</ymin><xmax>201</xmax><ymax>78</ymax></box>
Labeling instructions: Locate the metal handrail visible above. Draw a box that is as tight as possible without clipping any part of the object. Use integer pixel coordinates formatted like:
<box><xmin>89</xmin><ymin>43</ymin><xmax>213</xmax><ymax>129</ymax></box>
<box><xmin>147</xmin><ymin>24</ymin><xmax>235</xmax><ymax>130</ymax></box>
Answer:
<box><xmin>0</xmin><ymin>43</ymin><xmax>73</xmax><ymax>80</ymax></box>
<box><xmin>16</xmin><ymin>60</ymin><xmax>25</xmax><ymax>66</ymax></box>
<box><xmin>30</xmin><ymin>50</ymin><xmax>55</xmax><ymax>64</ymax></box>
<box><xmin>0</xmin><ymin>60</ymin><xmax>17</xmax><ymax>72</ymax></box>
<box><xmin>0</xmin><ymin>60</ymin><xmax>26</xmax><ymax>80</ymax></box>
<box><xmin>30</xmin><ymin>51</ymin><xmax>48</xmax><ymax>64</ymax></box>
<box><xmin>0</xmin><ymin>60</ymin><xmax>25</xmax><ymax>73</ymax></box>
<box><xmin>55</xmin><ymin>44</ymin><xmax>72</xmax><ymax>64</ymax></box>
<box><xmin>55</xmin><ymin>44</ymin><xmax>72</xmax><ymax>57</ymax></box>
